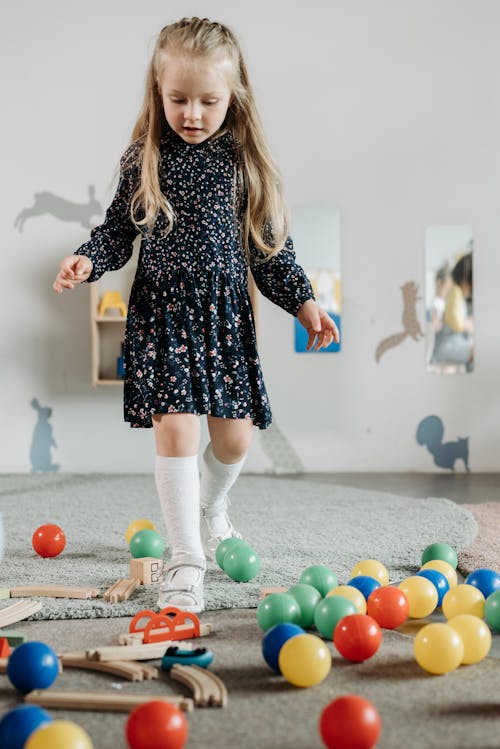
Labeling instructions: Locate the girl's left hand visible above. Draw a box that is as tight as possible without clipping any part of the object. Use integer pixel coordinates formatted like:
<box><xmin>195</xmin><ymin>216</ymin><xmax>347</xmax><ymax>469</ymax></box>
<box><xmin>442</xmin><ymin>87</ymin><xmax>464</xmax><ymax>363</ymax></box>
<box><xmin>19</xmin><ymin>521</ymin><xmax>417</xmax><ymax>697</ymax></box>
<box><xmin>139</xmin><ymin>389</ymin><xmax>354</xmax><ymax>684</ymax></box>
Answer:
<box><xmin>296</xmin><ymin>299</ymin><xmax>340</xmax><ymax>351</ymax></box>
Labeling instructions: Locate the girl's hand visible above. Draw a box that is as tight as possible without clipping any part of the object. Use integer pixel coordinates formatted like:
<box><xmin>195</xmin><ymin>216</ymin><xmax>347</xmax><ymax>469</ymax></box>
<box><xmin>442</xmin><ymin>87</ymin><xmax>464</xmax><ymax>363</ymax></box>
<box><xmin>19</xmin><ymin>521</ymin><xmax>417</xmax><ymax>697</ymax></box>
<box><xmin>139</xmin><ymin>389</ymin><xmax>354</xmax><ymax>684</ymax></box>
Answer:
<box><xmin>297</xmin><ymin>299</ymin><xmax>340</xmax><ymax>351</ymax></box>
<box><xmin>53</xmin><ymin>255</ymin><xmax>93</xmax><ymax>293</ymax></box>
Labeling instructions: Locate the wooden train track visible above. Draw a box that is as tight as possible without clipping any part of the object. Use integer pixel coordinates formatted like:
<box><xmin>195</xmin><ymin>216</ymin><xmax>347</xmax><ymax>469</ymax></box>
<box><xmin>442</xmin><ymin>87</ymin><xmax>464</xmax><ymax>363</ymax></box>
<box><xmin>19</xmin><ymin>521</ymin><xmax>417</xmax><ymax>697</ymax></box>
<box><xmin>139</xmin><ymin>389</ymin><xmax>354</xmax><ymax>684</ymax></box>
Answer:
<box><xmin>60</xmin><ymin>653</ymin><xmax>158</xmax><ymax>681</ymax></box>
<box><xmin>9</xmin><ymin>586</ymin><xmax>100</xmax><ymax>599</ymax></box>
<box><xmin>103</xmin><ymin>578</ymin><xmax>139</xmax><ymax>603</ymax></box>
<box><xmin>0</xmin><ymin>600</ymin><xmax>42</xmax><ymax>628</ymax></box>
<box><xmin>25</xmin><ymin>689</ymin><xmax>193</xmax><ymax>712</ymax></box>
<box><xmin>86</xmin><ymin>641</ymin><xmax>189</xmax><ymax>662</ymax></box>
<box><xmin>170</xmin><ymin>664</ymin><xmax>228</xmax><ymax>707</ymax></box>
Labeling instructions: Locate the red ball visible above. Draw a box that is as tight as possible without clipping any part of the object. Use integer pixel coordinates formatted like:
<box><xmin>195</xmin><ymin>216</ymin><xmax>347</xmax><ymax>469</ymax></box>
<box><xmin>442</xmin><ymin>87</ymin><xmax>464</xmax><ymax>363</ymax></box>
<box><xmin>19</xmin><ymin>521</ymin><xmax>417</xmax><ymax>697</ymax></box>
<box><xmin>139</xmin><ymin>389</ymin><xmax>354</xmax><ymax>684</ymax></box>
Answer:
<box><xmin>367</xmin><ymin>585</ymin><xmax>409</xmax><ymax>629</ymax></box>
<box><xmin>319</xmin><ymin>694</ymin><xmax>381</xmax><ymax>749</ymax></box>
<box><xmin>126</xmin><ymin>700</ymin><xmax>188</xmax><ymax>749</ymax></box>
<box><xmin>333</xmin><ymin>614</ymin><xmax>382</xmax><ymax>662</ymax></box>
<box><xmin>32</xmin><ymin>524</ymin><xmax>66</xmax><ymax>558</ymax></box>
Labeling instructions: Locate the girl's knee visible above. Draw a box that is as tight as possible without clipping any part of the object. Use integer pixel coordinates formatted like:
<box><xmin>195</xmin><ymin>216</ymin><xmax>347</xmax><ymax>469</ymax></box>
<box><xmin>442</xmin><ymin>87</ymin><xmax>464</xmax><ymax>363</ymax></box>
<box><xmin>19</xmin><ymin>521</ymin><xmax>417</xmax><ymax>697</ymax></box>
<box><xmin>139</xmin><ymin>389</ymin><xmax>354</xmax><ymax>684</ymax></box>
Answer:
<box><xmin>153</xmin><ymin>413</ymin><xmax>200</xmax><ymax>455</ymax></box>
<box><xmin>210</xmin><ymin>419</ymin><xmax>254</xmax><ymax>462</ymax></box>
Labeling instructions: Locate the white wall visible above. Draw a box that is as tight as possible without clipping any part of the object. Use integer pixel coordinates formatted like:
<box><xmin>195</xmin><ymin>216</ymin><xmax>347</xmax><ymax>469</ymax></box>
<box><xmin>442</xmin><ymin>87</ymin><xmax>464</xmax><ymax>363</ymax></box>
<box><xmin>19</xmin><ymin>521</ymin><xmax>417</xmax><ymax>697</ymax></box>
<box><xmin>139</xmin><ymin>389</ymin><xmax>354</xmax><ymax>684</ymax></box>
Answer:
<box><xmin>2</xmin><ymin>0</ymin><xmax>499</xmax><ymax>472</ymax></box>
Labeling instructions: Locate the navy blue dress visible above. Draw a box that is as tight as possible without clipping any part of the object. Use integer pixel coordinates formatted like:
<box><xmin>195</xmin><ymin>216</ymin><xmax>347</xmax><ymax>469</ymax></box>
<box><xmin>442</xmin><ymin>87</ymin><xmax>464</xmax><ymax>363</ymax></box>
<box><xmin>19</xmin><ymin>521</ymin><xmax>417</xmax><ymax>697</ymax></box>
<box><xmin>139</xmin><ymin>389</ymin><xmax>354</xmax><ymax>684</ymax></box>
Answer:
<box><xmin>74</xmin><ymin>127</ymin><xmax>314</xmax><ymax>429</ymax></box>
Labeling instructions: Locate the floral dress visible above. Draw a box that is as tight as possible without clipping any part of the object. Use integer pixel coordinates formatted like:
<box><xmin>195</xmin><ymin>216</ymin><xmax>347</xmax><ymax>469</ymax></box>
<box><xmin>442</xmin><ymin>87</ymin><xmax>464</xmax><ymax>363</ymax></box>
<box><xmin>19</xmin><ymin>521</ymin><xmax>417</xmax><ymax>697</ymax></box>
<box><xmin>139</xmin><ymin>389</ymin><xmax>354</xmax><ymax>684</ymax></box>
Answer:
<box><xmin>74</xmin><ymin>126</ymin><xmax>314</xmax><ymax>429</ymax></box>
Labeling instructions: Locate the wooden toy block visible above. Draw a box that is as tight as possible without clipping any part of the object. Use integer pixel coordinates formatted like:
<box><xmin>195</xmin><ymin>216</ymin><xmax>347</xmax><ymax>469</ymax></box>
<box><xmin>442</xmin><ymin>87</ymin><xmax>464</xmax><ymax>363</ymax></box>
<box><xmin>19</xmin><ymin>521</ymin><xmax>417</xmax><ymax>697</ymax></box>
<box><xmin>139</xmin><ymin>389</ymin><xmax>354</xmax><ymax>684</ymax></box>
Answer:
<box><xmin>171</xmin><ymin>664</ymin><xmax>228</xmax><ymax>708</ymax></box>
<box><xmin>129</xmin><ymin>557</ymin><xmax>164</xmax><ymax>585</ymax></box>
<box><xmin>0</xmin><ymin>630</ymin><xmax>26</xmax><ymax>646</ymax></box>
<box><xmin>98</xmin><ymin>290</ymin><xmax>127</xmax><ymax>317</ymax></box>
<box><xmin>259</xmin><ymin>586</ymin><xmax>287</xmax><ymax>599</ymax></box>
<box><xmin>0</xmin><ymin>600</ymin><xmax>42</xmax><ymax>628</ymax></box>
<box><xmin>0</xmin><ymin>657</ymin><xmax>7</xmax><ymax>673</ymax></box>
<box><xmin>0</xmin><ymin>638</ymin><xmax>11</xmax><ymax>657</ymax></box>
<box><xmin>25</xmin><ymin>689</ymin><xmax>193</xmax><ymax>713</ymax></box>
<box><xmin>9</xmin><ymin>586</ymin><xmax>100</xmax><ymax>599</ymax></box>
<box><xmin>103</xmin><ymin>578</ymin><xmax>139</xmax><ymax>603</ymax></box>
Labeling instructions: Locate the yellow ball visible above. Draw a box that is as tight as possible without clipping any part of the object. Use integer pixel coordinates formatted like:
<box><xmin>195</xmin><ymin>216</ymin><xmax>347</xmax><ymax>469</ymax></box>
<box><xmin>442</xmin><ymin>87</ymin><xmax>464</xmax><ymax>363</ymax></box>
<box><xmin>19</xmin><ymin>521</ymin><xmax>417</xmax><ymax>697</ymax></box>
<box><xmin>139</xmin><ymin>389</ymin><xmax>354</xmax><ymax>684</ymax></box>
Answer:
<box><xmin>278</xmin><ymin>633</ymin><xmax>331</xmax><ymax>687</ymax></box>
<box><xmin>326</xmin><ymin>585</ymin><xmax>367</xmax><ymax>614</ymax></box>
<box><xmin>398</xmin><ymin>576</ymin><xmax>438</xmax><ymax>618</ymax></box>
<box><xmin>414</xmin><ymin>623</ymin><xmax>464</xmax><ymax>674</ymax></box>
<box><xmin>421</xmin><ymin>560</ymin><xmax>458</xmax><ymax>588</ymax></box>
<box><xmin>442</xmin><ymin>584</ymin><xmax>485</xmax><ymax>619</ymax></box>
<box><xmin>447</xmin><ymin>614</ymin><xmax>492</xmax><ymax>664</ymax></box>
<box><xmin>125</xmin><ymin>518</ymin><xmax>157</xmax><ymax>545</ymax></box>
<box><xmin>349</xmin><ymin>559</ymin><xmax>389</xmax><ymax>586</ymax></box>
<box><xmin>25</xmin><ymin>721</ymin><xmax>93</xmax><ymax>749</ymax></box>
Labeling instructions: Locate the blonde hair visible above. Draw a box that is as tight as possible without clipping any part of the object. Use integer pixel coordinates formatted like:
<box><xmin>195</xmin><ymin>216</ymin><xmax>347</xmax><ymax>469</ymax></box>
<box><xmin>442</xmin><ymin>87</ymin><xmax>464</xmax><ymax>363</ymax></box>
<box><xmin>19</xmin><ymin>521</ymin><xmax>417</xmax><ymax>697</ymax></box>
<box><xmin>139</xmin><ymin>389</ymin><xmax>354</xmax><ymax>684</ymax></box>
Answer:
<box><xmin>126</xmin><ymin>16</ymin><xmax>289</xmax><ymax>260</ymax></box>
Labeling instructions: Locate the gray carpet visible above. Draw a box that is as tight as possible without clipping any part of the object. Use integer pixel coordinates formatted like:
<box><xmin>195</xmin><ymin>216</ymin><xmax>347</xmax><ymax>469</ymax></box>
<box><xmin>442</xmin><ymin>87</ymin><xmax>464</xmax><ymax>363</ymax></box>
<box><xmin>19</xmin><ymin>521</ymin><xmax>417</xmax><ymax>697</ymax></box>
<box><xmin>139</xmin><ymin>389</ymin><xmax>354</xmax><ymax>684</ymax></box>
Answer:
<box><xmin>0</xmin><ymin>474</ymin><xmax>478</xmax><ymax>620</ymax></box>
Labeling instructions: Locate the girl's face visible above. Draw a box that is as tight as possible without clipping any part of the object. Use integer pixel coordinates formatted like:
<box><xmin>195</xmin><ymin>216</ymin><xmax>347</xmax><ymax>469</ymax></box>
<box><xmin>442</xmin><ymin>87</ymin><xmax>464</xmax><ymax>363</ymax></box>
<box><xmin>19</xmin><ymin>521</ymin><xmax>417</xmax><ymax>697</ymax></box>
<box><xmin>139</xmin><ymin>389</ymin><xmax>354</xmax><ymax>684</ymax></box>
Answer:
<box><xmin>159</xmin><ymin>51</ymin><xmax>233</xmax><ymax>143</ymax></box>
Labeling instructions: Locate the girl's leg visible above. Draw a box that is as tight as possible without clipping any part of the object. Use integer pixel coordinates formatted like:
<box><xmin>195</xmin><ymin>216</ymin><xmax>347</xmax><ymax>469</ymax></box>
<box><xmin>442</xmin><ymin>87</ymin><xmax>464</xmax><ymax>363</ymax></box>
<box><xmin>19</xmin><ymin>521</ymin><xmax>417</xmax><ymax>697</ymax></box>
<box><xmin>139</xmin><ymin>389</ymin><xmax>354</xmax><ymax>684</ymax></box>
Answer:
<box><xmin>153</xmin><ymin>413</ymin><xmax>205</xmax><ymax>612</ymax></box>
<box><xmin>200</xmin><ymin>416</ymin><xmax>254</xmax><ymax>559</ymax></box>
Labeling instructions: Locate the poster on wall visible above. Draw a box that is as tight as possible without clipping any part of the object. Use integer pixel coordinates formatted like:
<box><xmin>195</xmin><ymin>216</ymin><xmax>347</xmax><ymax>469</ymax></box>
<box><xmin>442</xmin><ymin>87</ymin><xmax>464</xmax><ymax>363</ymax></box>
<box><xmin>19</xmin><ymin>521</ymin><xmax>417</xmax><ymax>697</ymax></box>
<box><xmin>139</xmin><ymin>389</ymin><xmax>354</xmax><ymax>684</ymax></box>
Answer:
<box><xmin>425</xmin><ymin>225</ymin><xmax>474</xmax><ymax>374</ymax></box>
<box><xmin>291</xmin><ymin>205</ymin><xmax>341</xmax><ymax>353</ymax></box>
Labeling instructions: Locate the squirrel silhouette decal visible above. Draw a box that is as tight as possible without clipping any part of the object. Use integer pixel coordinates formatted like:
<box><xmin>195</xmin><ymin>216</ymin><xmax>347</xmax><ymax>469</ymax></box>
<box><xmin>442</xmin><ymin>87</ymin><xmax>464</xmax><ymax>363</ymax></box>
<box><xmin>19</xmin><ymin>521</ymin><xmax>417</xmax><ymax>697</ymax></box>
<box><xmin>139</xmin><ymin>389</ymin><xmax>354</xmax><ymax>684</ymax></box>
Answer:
<box><xmin>30</xmin><ymin>398</ymin><xmax>60</xmax><ymax>473</ymax></box>
<box><xmin>375</xmin><ymin>281</ymin><xmax>424</xmax><ymax>362</ymax></box>
<box><xmin>14</xmin><ymin>186</ymin><xmax>102</xmax><ymax>232</ymax></box>
<box><xmin>416</xmin><ymin>414</ymin><xmax>470</xmax><ymax>472</ymax></box>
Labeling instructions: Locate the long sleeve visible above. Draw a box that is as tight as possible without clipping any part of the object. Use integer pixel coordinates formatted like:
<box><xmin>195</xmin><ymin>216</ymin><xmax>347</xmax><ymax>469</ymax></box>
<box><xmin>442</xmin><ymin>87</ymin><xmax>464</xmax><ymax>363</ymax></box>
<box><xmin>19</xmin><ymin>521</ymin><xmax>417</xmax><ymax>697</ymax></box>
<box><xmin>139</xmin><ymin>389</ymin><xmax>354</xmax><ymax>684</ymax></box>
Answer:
<box><xmin>249</xmin><ymin>233</ymin><xmax>315</xmax><ymax>316</ymax></box>
<box><xmin>74</xmin><ymin>144</ymin><xmax>141</xmax><ymax>282</ymax></box>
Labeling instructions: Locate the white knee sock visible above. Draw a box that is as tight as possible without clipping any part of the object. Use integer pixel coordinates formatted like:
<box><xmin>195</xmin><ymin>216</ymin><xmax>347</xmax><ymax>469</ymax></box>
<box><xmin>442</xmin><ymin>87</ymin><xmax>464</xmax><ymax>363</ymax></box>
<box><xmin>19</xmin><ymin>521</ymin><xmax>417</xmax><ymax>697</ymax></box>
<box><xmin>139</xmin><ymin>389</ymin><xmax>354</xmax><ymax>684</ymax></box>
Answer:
<box><xmin>200</xmin><ymin>442</ymin><xmax>245</xmax><ymax>521</ymax></box>
<box><xmin>154</xmin><ymin>454</ymin><xmax>205</xmax><ymax>570</ymax></box>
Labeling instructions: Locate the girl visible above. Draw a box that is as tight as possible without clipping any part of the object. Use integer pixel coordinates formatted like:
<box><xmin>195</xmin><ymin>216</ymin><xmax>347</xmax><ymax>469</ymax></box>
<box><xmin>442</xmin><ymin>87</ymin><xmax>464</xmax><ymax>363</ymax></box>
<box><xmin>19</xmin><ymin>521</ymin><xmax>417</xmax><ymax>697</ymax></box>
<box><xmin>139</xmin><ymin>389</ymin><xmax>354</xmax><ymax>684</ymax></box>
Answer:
<box><xmin>432</xmin><ymin>252</ymin><xmax>473</xmax><ymax>371</ymax></box>
<box><xmin>53</xmin><ymin>17</ymin><xmax>339</xmax><ymax>613</ymax></box>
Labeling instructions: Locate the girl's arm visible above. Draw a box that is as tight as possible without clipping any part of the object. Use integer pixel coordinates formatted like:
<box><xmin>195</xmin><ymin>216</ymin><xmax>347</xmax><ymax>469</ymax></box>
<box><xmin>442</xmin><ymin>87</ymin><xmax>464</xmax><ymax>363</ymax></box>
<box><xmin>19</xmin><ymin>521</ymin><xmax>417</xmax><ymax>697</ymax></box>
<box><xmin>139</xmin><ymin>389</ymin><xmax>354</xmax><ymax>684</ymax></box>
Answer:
<box><xmin>72</xmin><ymin>144</ymin><xmax>141</xmax><ymax>283</ymax></box>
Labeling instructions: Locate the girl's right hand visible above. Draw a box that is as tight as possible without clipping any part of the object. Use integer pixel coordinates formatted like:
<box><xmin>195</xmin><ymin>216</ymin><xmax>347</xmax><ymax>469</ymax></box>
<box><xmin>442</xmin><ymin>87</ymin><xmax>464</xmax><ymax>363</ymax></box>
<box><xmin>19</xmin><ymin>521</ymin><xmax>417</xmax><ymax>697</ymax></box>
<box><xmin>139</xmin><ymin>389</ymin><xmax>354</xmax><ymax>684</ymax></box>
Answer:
<box><xmin>53</xmin><ymin>255</ymin><xmax>93</xmax><ymax>293</ymax></box>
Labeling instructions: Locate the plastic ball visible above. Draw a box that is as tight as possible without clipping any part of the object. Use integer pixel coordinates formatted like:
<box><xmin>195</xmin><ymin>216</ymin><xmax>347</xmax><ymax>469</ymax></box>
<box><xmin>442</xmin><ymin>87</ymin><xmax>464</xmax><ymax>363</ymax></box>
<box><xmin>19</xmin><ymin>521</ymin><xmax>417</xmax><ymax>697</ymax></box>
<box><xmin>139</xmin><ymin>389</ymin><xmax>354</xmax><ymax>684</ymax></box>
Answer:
<box><xmin>413</xmin><ymin>622</ymin><xmax>464</xmax><ymax>674</ymax></box>
<box><xmin>465</xmin><ymin>568</ymin><xmax>500</xmax><ymax>599</ymax></box>
<box><xmin>7</xmin><ymin>641</ymin><xmax>60</xmax><ymax>694</ymax></box>
<box><xmin>223</xmin><ymin>545</ymin><xmax>260</xmax><ymax>582</ymax></box>
<box><xmin>257</xmin><ymin>592</ymin><xmax>302</xmax><ymax>632</ymax></box>
<box><xmin>299</xmin><ymin>565</ymin><xmax>338</xmax><ymax>597</ymax></box>
<box><xmin>398</xmin><ymin>576</ymin><xmax>438</xmax><ymax>618</ymax></box>
<box><xmin>319</xmin><ymin>694</ymin><xmax>381</xmax><ymax>749</ymax></box>
<box><xmin>366</xmin><ymin>585</ymin><xmax>409</xmax><ymax>629</ymax></box>
<box><xmin>32</xmin><ymin>524</ymin><xmax>66</xmax><ymax>558</ymax></box>
<box><xmin>442</xmin><ymin>584</ymin><xmax>485</xmax><ymax>620</ymax></box>
<box><xmin>278</xmin><ymin>633</ymin><xmax>331</xmax><ymax>687</ymax></box>
<box><xmin>288</xmin><ymin>583</ymin><xmax>322</xmax><ymax>628</ymax></box>
<box><xmin>327</xmin><ymin>585</ymin><xmax>367</xmax><ymax>614</ymax></box>
<box><xmin>333</xmin><ymin>614</ymin><xmax>382</xmax><ymax>662</ymax></box>
<box><xmin>484</xmin><ymin>590</ymin><xmax>500</xmax><ymax>632</ymax></box>
<box><xmin>350</xmin><ymin>559</ymin><xmax>389</xmax><ymax>587</ymax></box>
<box><xmin>347</xmin><ymin>575</ymin><xmax>381</xmax><ymax>601</ymax></box>
<box><xmin>421</xmin><ymin>559</ymin><xmax>457</xmax><ymax>588</ymax></box>
<box><xmin>261</xmin><ymin>622</ymin><xmax>305</xmax><ymax>673</ymax></box>
<box><xmin>126</xmin><ymin>518</ymin><xmax>157</xmax><ymax>545</ymax></box>
<box><xmin>129</xmin><ymin>529</ymin><xmax>165</xmax><ymax>559</ymax></box>
<box><xmin>0</xmin><ymin>705</ymin><xmax>52</xmax><ymax>749</ymax></box>
<box><xmin>421</xmin><ymin>542</ymin><xmax>458</xmax><ymax>569</ymax></box>
<box><xmin>416</xmin><ymin>569</ymin><xmax>450</xmax><ymax>606</ymax></box>
<box><xmin>314</xmin><ymin>596</ymin><xmax>357</xmax><ymax>639</ymax></box>
<box><xmin>447</xmin><ymin>614</ymin><xmax>492</xmax><ymax>664</ymax></box>
<box><xmin>215</xmin><ymin>537</ymin><xmax>248</xmax><ymax>569</ymax></box>
<box><xmin>25</xmin><ymin>720</ymin><xmax>93</xmax><ymax>749</ymax></box>
<box><xmin>126</xmin><ymin>700</ymin><xmax>188</xmax><ymax>749</ymax></box>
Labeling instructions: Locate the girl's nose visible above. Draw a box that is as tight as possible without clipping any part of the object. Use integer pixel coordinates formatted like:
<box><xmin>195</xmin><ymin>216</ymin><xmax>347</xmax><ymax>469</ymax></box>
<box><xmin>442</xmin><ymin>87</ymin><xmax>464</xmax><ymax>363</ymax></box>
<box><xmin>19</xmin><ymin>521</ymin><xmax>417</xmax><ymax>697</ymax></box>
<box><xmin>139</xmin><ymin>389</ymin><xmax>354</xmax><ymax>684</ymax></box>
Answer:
<box><xmin>184</xmin><ymin>100</ymin><xmax>202</xmax><ymax>122</ymax></box>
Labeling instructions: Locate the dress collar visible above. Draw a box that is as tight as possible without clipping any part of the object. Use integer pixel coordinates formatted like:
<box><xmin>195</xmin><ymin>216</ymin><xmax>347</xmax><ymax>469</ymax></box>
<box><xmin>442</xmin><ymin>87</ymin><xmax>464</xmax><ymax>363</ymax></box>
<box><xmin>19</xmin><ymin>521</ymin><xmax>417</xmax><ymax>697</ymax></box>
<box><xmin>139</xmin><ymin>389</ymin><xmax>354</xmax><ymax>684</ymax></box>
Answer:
<box><xmin>160</xmin><ymin>126</ymin><xmax>237</xmax><ymax>155</ymax></box>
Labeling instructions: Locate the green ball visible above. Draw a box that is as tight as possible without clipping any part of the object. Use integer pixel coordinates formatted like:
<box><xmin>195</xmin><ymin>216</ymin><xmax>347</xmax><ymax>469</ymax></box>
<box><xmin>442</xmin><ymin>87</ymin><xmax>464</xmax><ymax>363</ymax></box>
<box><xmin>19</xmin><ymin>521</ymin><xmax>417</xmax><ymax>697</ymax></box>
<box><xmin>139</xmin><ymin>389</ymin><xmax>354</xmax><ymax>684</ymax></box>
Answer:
<box><xmin>313</xmin><ymin>595</ymin><xmax>357</xmax><ymax>639</ymax></box>
<box><xmin>421</xmin><ymin>543</ymin><xmax>458</xmax><ymax>569</ymax></box>
<box><xmin>299</xmin><ymin>565</ymin><xmax>338</xmax><ymax>597</ymax></box>
<box><xmin>257</xmin><ymin>593</ymin><xmax>302</xmax><ymax>632</ymax></box>
<box><xmin>129</xmin><ymin>529</ymin><xmax>165</xmax><ymax>559</ymax></box>
<box><xmin>215</xmin><ymin>537</ymin><xmax>248</xmax><ymax>569</ymax></box>
<box><xmin>288</xmin><ymin>584</ymin><xmax>322</xmax><ymax>628</ymax></box>
<box><xmin>485</xmin><ymin>590</ymin><xmax>500</xmax><ymax>632</ymax></box>
<box><xmin>223</xmin><ymin>545</ymin><xmax>261</xmax><ymax>582</ymax></box>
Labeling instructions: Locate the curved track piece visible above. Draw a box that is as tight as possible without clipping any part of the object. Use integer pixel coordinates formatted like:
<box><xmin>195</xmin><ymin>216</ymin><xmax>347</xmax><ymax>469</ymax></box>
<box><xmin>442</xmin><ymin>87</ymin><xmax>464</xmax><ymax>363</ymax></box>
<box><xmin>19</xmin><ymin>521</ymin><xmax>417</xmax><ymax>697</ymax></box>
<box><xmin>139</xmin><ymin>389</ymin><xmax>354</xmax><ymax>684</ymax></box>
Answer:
<box><xmin>170</xmin><ymin>664</ymin><xmax>228</xmax><ymax>707</ymax></box>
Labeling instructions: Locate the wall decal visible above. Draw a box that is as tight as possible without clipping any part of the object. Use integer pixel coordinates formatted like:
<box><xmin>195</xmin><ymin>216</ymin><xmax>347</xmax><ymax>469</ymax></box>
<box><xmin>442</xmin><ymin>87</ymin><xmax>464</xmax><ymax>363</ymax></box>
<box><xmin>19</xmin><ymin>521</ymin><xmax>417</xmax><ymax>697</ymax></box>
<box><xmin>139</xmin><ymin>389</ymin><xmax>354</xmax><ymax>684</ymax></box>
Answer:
<box><xmin>375</xmin><ymin>281</ymin><xmax>424</xmax><ymax>362</ymax></box>
<box><xmin>259</xmin><ymin>422</ymin><xmax>304</xmax><ymax>474</ymax></box>
<box><xmin>14</xmin><ymin>186</ymin><xmax>102</xmax><ymax>232</ymax></box>
<box><xmin>30</xmin><ymin>398</ymin><xmax>60</xmax><ymax>473</ymax></box>
<box><xmin>416</xmin><ymin>414</ymin><xmax>470</xmax><ymax>472</ymax></box>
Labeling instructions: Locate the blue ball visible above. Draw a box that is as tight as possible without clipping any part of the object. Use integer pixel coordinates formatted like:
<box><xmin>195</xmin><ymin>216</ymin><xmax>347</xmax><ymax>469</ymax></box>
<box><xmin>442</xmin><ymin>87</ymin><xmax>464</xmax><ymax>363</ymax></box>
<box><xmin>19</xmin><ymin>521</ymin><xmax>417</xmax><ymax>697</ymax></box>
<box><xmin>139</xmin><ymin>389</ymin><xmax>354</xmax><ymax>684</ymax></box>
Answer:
<box><xmin>465</xmin><ymin>568</ymin><xmax>500</xmax><ymax>599</ymax></box>
<box><xmin>416</xmin><ymin>569</ymin><xmax>450</xmax><ymax>606</ymax></box>
<box><xmin>0</xmin><ymin>705</ymin><xmax>52</xmax><ymax>749</ymax></box>
<box><xmin>347</xmin><ymin>575</ymin><xmax>381</xmax><ymax>600</ymax></box>
<box><xmin>262</xmin><ymin>622</ymin><xmax>305</xmax><ymax>673</ymax></box>
<box><xmin>7</xmin><ymin>641</ymin><xmax>59</xmax><ymax>694</ymax></box>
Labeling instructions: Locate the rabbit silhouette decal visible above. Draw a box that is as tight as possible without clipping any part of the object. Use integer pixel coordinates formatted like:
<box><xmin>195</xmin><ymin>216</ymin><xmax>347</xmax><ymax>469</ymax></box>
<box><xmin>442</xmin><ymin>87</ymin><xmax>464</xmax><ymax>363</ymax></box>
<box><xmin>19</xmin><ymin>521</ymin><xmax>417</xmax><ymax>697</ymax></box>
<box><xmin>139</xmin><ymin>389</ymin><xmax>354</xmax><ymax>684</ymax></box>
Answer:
<box><xmin>416</xmin><ymin>414</ymin><xmax>470</xmax><ymax>472</ymax></box>
<box><xmin>375</xmin><ymin>281</ymin><xmax>424</xmax><ymax>362</ymax></box>
<box><xmin>30</xmin><ymin>398</ymin><xmax>60</xmax><ymax>473</ymax></box>
<box><xmin>14</xmin><ymin>186</ymin><xmax>102</xmax><ymax>232</ymax></box>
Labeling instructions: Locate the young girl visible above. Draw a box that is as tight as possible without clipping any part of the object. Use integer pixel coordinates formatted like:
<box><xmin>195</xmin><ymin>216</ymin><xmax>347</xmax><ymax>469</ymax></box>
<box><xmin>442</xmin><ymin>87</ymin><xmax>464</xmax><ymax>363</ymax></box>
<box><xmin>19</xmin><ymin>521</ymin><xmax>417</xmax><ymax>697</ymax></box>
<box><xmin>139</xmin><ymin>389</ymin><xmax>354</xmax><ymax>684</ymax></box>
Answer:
<box><xmin>53</xmin><ymin>17</ymin><xmax>339</xmax><ymax>613</ymax></box>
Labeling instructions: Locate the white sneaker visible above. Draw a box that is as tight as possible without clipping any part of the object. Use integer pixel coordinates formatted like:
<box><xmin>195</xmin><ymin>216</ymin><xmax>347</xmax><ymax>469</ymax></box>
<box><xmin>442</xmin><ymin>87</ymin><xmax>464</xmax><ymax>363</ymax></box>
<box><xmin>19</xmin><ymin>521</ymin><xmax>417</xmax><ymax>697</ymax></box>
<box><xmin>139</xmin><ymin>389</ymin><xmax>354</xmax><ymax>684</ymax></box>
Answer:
<box><xmin>156</xmin><ymin>559</ymin><xmax>206</xmax><ymax>614</ymax></box>
<box><xmin>200</xmin><ymin>496</ymin><xmax>242</xmax><ymax>561</ymax></box>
